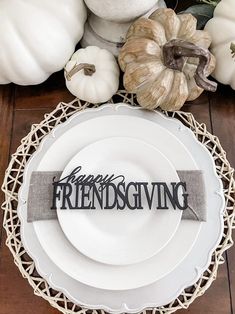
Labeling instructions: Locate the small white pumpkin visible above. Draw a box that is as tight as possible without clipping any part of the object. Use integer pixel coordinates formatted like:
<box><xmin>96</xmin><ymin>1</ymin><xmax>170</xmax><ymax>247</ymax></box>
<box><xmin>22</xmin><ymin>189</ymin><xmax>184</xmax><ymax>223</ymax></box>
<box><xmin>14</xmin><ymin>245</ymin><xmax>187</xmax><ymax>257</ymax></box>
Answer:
<box><xmin>0</xmin><ymin>0</ymin><xmax>87</xmax><ymax>85</ymax></box>
<box><xmin>205</xmin><ymin>0</ymin><xmax>235</xmax><ymax>89</ymax></box>
<box><xmin>64</xmin><ymin>46</ymin><xmax>120</xmax><ymax>103</ymax></box>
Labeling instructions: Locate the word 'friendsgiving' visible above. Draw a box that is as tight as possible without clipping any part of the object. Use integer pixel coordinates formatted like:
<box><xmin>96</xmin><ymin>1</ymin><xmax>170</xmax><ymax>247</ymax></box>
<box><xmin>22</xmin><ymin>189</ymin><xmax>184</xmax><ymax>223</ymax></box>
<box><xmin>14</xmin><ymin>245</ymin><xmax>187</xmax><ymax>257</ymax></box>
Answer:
<box><xmin>51</xmin><ymin>166</ymin><xmax>188</xmax><ymax>210</ymax></box>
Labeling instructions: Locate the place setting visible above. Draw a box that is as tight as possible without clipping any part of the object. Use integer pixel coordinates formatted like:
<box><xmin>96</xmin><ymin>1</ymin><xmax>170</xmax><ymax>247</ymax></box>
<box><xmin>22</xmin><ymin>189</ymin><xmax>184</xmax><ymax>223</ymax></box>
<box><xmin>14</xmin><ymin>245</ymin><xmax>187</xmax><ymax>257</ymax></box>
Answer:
<box><xmin>13</xmin><ymin>102</ymin><xmax>225</xmax><ymax>312</ymax></box>
<box><xmin>1</xmin><ymin>1</ymin><xmax>235</xmax><ymax>313</ymax></box>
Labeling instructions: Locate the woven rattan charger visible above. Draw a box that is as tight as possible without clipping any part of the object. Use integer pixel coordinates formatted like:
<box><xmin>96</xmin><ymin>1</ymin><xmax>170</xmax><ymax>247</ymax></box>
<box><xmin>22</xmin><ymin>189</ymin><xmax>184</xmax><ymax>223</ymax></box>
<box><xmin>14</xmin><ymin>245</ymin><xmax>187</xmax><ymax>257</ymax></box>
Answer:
<box><xmin>2</xmin><ymin>90</ymin><xmax>235</xmax><ymax>313</ymax></box>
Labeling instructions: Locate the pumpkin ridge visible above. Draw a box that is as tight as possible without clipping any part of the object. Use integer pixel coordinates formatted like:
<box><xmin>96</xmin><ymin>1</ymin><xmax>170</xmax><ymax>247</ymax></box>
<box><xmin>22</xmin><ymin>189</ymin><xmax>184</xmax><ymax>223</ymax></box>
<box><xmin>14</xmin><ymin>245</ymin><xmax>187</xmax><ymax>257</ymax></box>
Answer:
<box><xmin>187</xmin><ymin>30</ymin><xmax>212</xmax><ymax>49</ymax></box>
<box><xmin>127</xmin><ymin>18</ymin><xmax>167</xmax><ymax>46</ymax></box>
<box><xmin>208</xmin><ymin>20</ymin><xmax>235</xmax><ymax>47</ymax></box>
<box><xmin>137</xmin><ymin>68</ymin><xmax>175</xmax><ymax>109</ymax></box>
<box><xmin>98</xmin><ymin>72</ymin><xmax>119</xmax><ymax>91</ymax></box>
<box><xmin>212</xmin><ymin>45</ymin><xmax>235</xmax><ymax>85</ymax></box>
<box><xmin>177</xmin><ymin>14</ymin><xmax>197</xmax><ymax>42</ymax></box>
<box><xmin>13</xmin><ymin>17</ymin><xmax>60</xmax><ymax>73</ymax></box>
<box><xmin>149</xmin><ymin>8</ymin><xmax>181</xmax><ymax>41</ymax></box>
<box><xmin>212</xmin><ymin>37</ymin><xmax>235</xmax><ymax>49</ymax></box>
<box><xmin>19</xmin><ymin>0</ymin><xmax>86</xmax><ymax>42</ymax></box>
<box><xmin>160</xmin><ymin>72</ymin><xmax>188</xmax><ymax>111</ymax></box>
<box><xmin>1</xmin><ymin>17</ymin><xmax>48</xmax><ymax>83</ymax></box>
<box><xmin>215</xmin><ymin>4</ymin><xmax>232</xmax><ymax>20</ymax></box>
<box><xmin>19</xmin><ymin>0</ymin><xmax>85</xmax><ymax>43</ymax></box>
<box><xmin>0</xmin><ymin>0</ymin><xmax>86</xmax><ymax>84</ymax></box>
<box><xmin>118</xmin><ymin>38</ymin><xmax>161</xmax><ymax>70</ymax></box>
<box><xmin>186</xmin><ymin>79</ymin><xmax>203</xmax><ymax>101</ymax></box>
<box><xmin>15</xmin><ymin>5</ymin><xmax>75</xmax><ymax>71</ymax></box>
<box><xmin>123</xmin><ymin>60</ymin><xmax>165</xmax><ymax>92</ymax></box>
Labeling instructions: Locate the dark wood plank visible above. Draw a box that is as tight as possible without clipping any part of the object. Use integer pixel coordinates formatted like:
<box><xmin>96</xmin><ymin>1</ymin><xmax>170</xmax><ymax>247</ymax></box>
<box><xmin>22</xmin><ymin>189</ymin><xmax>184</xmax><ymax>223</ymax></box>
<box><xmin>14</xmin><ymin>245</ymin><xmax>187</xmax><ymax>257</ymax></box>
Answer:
<box><xmin>209</xmin><ymin>85</ymin><xmax>235</xmax><ymax>162</ymax></box>
<box><xmin>209</xmin><ymin>84</ymin><xmax>235</xmax><ymax>314</ymax></box>
<box><xmin>177</xmin><ymin>262</ymin><xmax>231</xmax><ymax>314</ymax></box>
<box><xmin>181</xmin><ymin>91</ymin><xmax>231</xmax><ymax>314</ymax></box>
<box><xmin>0</xmin><ymin>85</ymin><xmax>15</xmax><ymax>245</ymax></box>
<box><xmin>15</xmin><ymin>71</ymin><xmax>73</xmax><ymax>110</ymax></box>
<box><xmin>0</xmin><ymin>85</ymin><xmax>233</xmax><ymax>313</ymax></box>
<box><xmin>0</xmin><ymin>85</ymin><xmax>15</xmax><ymax>172</ymax></box>
<box><xmin>0</xmin><ymin>73</ymin><xmax>73</xmax><ymax>313</ymax></box>
<box><xmin>0</xmin><ymin>233</ymin><xmax>58</xmax><ymax>314</ymax></box>
<box><xmin>184</xmin><ymin>92</ymin><xmax>212</xmax><ymax>130</ymax></box>
<box><xmin>228</xmin><ymin>248</ymin><xmax>235</xmax><ymax>314</ymax></box>
<box><xmin>0</xmin><ymin>108</ymin><xmax>60</xmax><ymax>314</ymax></box>
<box><xmin>10</xmin><ymin>109</ymin><xmax>49</xmax><ymax>154</ymax></box>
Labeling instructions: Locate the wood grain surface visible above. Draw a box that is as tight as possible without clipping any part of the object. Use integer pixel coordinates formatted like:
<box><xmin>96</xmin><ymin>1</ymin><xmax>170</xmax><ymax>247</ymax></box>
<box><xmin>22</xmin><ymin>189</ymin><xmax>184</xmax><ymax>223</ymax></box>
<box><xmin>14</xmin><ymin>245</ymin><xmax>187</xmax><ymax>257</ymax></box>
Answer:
<box><xmin>0</xmin><ymin>71</ymin><xmax>234</xmax><ymax>314</ymax></box>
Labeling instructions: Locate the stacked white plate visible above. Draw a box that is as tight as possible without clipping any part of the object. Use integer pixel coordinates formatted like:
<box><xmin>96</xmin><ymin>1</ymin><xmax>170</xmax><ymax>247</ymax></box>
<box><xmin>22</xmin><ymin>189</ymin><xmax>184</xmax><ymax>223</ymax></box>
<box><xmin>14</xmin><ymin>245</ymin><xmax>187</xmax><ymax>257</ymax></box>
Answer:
<box><xmin>18</xmin><ymin>103</ymin><xmax>224</xmax><ymax>313</ymax></box>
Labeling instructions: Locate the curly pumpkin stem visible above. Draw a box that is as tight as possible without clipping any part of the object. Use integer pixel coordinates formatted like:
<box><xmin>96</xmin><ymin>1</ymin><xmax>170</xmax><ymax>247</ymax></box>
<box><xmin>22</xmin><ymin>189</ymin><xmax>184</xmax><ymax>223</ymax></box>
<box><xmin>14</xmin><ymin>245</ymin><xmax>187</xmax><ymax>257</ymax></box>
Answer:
<box><xmin>163</xmin><ymin>39</ymin><xmax>217</xmax><ymax>92</ymax></box>
<box><xmin>65</xmin><ymin>63</ymin><xmax>96</xmax><ymax>80</ymax></box>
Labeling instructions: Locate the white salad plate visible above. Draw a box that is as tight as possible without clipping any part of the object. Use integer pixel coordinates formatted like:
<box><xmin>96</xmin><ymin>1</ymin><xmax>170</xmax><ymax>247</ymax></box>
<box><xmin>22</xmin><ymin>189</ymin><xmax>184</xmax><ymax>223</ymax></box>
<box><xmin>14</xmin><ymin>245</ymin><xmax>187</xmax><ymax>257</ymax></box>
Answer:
<box><xmin>58</xmin><ymin>137</ymin><xmax>182</xmax><ymax>266</ymax></box>
<box><xmin>18</xmin><ymin>104</ymin><xmax>224</xmax><ymax>312</ymax></box>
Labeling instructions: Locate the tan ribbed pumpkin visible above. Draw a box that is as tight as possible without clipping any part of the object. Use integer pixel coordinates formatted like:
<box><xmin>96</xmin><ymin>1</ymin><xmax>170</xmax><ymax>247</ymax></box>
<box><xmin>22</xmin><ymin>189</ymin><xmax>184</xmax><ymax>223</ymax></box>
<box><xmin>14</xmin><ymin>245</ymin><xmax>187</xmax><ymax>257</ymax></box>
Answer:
<box><xmin>118</xmin><ymin>8</ymin><xmax>217</xmax><ymax>111</ymax></box>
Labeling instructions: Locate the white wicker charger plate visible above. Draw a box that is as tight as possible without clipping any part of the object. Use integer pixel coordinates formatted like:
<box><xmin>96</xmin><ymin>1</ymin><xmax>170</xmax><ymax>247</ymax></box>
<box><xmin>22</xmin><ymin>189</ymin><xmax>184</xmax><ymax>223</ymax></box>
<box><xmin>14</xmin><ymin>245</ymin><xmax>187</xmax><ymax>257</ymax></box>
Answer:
<box><xmin>2</xmin><ymin>92</ymin><xmax>234</xmax><ymax>314</ymax></box>
<box><xmin>20</xmin><ymin>104</ymin><xmax>201</xmax><ymax>291</ymax></box>
<box><xmin>17</xmin><ymin>103</ymin><xmax>224</xmax><ymax>311</ymax></box>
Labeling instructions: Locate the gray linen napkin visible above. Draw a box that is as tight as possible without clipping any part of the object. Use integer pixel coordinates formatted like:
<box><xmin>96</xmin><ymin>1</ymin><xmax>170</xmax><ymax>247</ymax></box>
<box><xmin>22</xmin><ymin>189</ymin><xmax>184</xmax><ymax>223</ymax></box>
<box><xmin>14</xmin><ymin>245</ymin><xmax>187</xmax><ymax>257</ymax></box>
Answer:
<box><xmin>27</xmin><ymin>171</ymin><xmax>60</xmax><ymax>222</ymax></box>
<box><xmin>178</xmin><ymin>170</ymin><xmax>206</xmax><ymax>221</ymax></box>
<box><xmin>27</xmin><ymin>170</ymin><xmax>206</xmax><ymax>222</ymax></box>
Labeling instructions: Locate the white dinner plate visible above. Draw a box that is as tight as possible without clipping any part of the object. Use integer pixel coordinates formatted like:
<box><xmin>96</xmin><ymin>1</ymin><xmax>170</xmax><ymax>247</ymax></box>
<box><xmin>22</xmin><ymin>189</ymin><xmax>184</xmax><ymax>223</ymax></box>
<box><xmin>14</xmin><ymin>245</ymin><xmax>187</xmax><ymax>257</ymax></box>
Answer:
<box><xmin>57</xmin><ymin>137</ymin><xmax>182</xmax><ymax>266</ymax></box>
<box><xmin>18</xmin><ymin>104</ymin><xmax>224</xmax><ymax>312</ymax></box>
<box><xmin>32</xmin><ymin>109</ymin><xmax>201</xmax><ymax>290</ymax></box>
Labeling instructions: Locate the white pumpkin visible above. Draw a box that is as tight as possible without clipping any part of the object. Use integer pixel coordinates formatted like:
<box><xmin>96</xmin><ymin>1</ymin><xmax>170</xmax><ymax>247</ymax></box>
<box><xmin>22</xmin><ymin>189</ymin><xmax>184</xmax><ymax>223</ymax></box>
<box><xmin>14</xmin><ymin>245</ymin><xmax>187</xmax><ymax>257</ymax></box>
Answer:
<box><xmin>64</xmin><ymin>46</ymin><xmax>120</xmax><ymax>103</ymax></box>
<box><xmin>205</xmin><ymin>0</ymin><xmax>235</xmax><ymax>89</ymax></box>
<box><xmin>0</xmin><ymin>0</ymin><xmax>87</xmax><ymax>85</ymax></box>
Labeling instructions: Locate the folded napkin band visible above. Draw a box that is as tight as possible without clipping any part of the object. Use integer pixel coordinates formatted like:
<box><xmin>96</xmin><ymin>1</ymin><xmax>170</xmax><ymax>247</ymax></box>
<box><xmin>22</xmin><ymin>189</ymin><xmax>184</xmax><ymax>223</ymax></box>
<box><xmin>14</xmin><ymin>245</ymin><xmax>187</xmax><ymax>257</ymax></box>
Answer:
<box><xmin>27</xmin><ymin>170</ymin><xmax>206</xmax><ymax>222</ymax></box>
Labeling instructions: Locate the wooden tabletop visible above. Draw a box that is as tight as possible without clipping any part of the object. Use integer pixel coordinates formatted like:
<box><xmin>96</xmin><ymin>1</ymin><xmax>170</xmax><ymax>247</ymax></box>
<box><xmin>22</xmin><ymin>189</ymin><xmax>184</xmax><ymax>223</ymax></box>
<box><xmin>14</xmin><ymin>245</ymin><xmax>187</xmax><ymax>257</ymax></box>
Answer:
<box><xmin>0</xmin><ymin>71</ymin><xmax>234</xmax><ymax>314</ymax></box>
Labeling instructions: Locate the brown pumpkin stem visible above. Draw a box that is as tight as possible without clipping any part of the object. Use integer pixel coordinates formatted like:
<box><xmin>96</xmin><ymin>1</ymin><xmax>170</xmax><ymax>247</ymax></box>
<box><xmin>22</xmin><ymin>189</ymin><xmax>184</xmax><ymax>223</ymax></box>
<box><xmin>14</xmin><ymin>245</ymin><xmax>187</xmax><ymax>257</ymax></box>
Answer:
<box><xmin>230</xmin><ymin>42</ymin><xmax>235</xmax><ymax>59</ymax></box>
<box><xmin>163</xmin><ymin>39</ymin><xmax>217</xmax><ymax>92</ymax></box>
<box><xmin>65</xmin><ymin>63</ymin><xmax>96</xmax><ymax>80</ymax></box>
